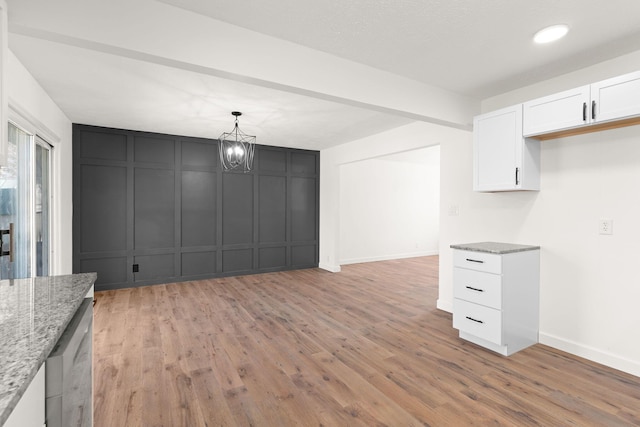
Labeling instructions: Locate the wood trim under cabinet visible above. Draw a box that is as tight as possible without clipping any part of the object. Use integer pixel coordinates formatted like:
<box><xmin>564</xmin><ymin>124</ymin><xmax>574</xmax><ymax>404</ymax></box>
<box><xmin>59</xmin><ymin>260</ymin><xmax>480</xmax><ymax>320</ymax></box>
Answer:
<box><xmin>529</xmin><ymin>116</ymin><xmax>640</xmax><ymax>141</ymax></box>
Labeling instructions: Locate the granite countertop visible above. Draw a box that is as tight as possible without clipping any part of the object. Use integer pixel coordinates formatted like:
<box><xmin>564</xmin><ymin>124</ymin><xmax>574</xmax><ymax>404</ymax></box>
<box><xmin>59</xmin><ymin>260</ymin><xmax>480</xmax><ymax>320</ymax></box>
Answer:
<box><xmin>450</xmin><ymin>241</ymin><xmax>540</xmax><ymax>254</ymax></box>
<box><xmin>0</xmin><ymin>273</ymin><xmax>97</xmax><ymax>426</ymax></box>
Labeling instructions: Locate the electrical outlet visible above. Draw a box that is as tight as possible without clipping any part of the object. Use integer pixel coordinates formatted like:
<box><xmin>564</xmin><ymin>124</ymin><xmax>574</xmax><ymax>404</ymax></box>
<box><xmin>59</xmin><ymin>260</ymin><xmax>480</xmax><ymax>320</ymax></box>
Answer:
<box><xmin>599</xmin><ymin>219</ymin><xmax>613</xmax><ymax>235</ymax></box>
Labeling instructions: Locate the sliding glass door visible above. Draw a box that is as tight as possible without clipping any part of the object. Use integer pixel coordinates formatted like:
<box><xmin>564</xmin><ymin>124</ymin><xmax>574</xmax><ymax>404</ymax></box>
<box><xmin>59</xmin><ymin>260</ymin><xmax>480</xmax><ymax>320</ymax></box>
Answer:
<box><xmin>0</xmin><ymin>123</ymin><xmax>52</xmax><ymax>279</ymax></box>
<box><xmin>36</xmin><ymin>138</ymin><xmax>51</xmax><ymax>277</ymax></box>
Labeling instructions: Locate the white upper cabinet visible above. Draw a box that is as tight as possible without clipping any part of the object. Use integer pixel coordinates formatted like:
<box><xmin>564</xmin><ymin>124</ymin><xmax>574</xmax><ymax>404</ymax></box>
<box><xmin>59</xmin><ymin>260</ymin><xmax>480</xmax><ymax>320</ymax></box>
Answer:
<box><xmin>473</xmin><ymin>104</ymin><xmax>540</xmax><ymax>192</ymax></box>
<box><xmin>523</xmin><ymin>71</ymin><xmax>640</xmax><ymax>138</ymax></box>
<box><xmin>592</xmin><ymin>71</ymin><xmax>640</xmax><ymax>123</ymax></box>
<box><xmin>475</xmin><ymin>70</ymin><xmax>640</xmax><ymax>193</ymax></box>
<box><xmin>523</xmin><ymin>85</ymin><xmax>590</xmax><ymax>136</ymax></box>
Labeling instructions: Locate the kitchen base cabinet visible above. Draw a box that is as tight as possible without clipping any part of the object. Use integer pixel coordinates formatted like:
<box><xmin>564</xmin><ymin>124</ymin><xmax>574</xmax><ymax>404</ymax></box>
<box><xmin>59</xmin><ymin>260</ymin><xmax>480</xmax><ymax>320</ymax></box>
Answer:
<box><xmin>0</xmin><ymin>274</ymin><xmax>96</xmax><ymax>427</ymax></box>
<box><xmin>451</xmin><ymin>242</ymin><xmax>540</xmax><ymax>356</ymax></box>
<box><xmin>4</xmin><ymin>365</ymin><xmax>45</xmax><ymax>427</ymax></box>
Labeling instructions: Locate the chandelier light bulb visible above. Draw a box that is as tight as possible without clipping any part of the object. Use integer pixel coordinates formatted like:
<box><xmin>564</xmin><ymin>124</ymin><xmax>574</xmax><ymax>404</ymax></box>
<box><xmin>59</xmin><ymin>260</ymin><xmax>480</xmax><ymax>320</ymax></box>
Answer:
<box><xmin>218</xmin><ymin>111</ymin><xmax>256</xmax><ymax>172</ymax></box>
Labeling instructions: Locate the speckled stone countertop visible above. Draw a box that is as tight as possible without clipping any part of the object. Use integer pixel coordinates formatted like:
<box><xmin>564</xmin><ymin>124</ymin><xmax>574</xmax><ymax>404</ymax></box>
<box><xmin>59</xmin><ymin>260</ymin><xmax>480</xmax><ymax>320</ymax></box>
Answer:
<box><xmin>450</xmin><ymin>242</ymin><xmax>540</xmax><ymax>254</ymax></box>
<box><xmin>0</xmin><ymin>273</ymin><xmax>96</xmax><ymax>426</ymax></box>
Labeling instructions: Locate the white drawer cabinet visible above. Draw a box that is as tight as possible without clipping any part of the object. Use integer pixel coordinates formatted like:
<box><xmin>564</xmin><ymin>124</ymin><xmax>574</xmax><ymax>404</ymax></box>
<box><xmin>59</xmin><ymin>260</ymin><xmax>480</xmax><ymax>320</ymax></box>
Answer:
<box><xmin>451</xmin><ymin>243</ymin><xmax>540</xmax><ymax>356</ymax></box>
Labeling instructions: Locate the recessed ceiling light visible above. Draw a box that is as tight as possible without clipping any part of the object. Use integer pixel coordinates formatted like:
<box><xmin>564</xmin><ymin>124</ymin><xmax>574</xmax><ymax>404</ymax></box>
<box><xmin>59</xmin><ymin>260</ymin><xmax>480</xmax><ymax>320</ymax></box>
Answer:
<box><xmin>533</xmin><ymin>24</ymin><xmax>569</xmax><ymax>44</ymax></box>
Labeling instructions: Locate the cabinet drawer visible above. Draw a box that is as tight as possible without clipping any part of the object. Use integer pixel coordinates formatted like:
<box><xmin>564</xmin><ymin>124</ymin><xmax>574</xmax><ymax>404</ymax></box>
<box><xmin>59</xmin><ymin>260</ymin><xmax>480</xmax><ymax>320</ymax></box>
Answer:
<box><xmin>453</xmin><ymin>299</ymin><xmax>502</xmax><ymax>345</ymax></box>
<box><xmin>453</xmin><ymin>250</ymin><xmax>501</xmax><ymax>274</ymax></box>
<box><xmin>453</xmin><ymin>267</ymin><xmax>502</xmax><ymax>309</ymax></box>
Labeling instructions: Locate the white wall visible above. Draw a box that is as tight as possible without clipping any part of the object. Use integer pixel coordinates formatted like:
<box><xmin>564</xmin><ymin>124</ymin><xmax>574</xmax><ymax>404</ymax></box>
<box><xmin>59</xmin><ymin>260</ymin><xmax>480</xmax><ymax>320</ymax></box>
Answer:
<box><xmin>439</xmin><ymin>49</ymin><xmax>640</xmax><ymax>377</ymax></box>
<box><xmin>7</xmin><ymin>50</ymin><xmax>73</xmax><ymax>274</ymax></box>
<box><xmin>339</xmin><ymin>146</ymin><xmax>440</xmax><ymax>264</ymax></box>
<box><xmin>320</xmin><ymin>121</ymin><xmax>466</xmax><ymax>272</ymax></box>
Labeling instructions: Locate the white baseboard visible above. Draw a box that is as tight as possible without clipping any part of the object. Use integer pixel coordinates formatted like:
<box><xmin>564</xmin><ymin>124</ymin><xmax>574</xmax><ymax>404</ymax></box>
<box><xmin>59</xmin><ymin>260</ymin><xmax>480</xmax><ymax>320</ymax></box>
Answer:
<box><xmin>340</xmin><ymin>250</ymin><xmax>439</xmax><ymax>266</ymax></box>
<box><xmin>434</xmin><ymin>305</ymin><xmax>640</xmax><ymax>377</ymax></box>
<box><xmin>318</xmin><ymin>262</ymin><xmax>341</xmax><ymax>273</ymax></box>
<box><xmin>539</xmin><ymin>332</ymin><xmax>640</xmax><ymax>378</ymax></box>
<box><xmin>436</xmin><ymin>298</ymin><xmax>452</xmax><ymax>313</ymax></box>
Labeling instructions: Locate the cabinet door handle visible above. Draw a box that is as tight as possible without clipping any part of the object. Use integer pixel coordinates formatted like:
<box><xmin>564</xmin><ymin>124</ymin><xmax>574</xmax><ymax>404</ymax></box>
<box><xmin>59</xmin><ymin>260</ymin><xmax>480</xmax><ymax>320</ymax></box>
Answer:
<box><xmin>466</xmin><ymin>316</ymin><xmax>484</xmax><ymax>324</ymax></box>
<box><xmin>515</xmin><ymin>167</ymin><xmax>520</xmax><ymax>185</ymax></box>
<box><xmin>0</xmin><ymin>223</ymin><xmax>14</xmax><ymax>262</ymax></box>
<box><xmin>583</xmin><ymin>102</ymin><xmax>587</xmax><ymax>121</ymax></box>
<box><xmin>465</xmin><ymin>258</ymin><xmax>484</xmax><ymax>264</ymax></box>
<box><xmin>592</xmin><ymin>100</ymin><xmax>596</xmax><ymax>120</ymax></box>
<box><xmin>466</xmin><ymin>286</ymin><xmax>484</xmax><ymax>292</ymax></box>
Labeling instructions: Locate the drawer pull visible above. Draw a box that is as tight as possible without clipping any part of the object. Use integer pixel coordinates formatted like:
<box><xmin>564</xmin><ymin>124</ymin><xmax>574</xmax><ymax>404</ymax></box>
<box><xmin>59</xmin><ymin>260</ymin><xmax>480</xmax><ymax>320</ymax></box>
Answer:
<box><xmin>466</xmin><ymin>316</ymin><xmax>484</xmax><ymax>324</ymax></box>
<box><xmin>465</xmin><ymin>286</ymin><xmax>484</xmax><ymax>292</ymax></box>
<box><xmin>465</xmin><ymin>258</ymin><xmax>484</xmax><ymax>264</ymax></box>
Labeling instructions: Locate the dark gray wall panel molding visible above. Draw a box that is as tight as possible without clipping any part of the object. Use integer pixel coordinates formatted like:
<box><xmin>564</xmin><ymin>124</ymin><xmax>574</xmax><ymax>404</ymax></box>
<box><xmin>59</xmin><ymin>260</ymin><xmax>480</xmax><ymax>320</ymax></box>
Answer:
<box><xmin>79</xmin><ymin>129</ymin><xmax>127</xmax><ymax>161</ymax></box>
<box><xmin>79</xmin><ymin>165</ymin><xmax>127</xmax><ymax>253</ymax></box>
<box><xmin>291</xmin><ymin>177</ymin><xmax>317</xmax><ymax>242</ymax></box>
<box><xmin>134</xmin><ymin>168</ymin><xmax>175</xmax><ymax>249</ymax></box>
<box><xmin>182</xmin><ymin>140</ymin><xmax>218</xmax><ymax>170</ymax></box>
<box><xmin>258</xmin><ymin>148</ymin><xmax>287</xmax><ymax>173</ymax></box>
<box><xmin>181</xmin><ymin>171</ymin><xmax>216</xmax><ymax>247</ymax></box>
<box><xmin>291</xmin><ymin>152</ymin><xmax>317</xmax><ymax>175</ymax></box>
<box><xmin>134</xmin><ymin>136</ymin><xmax>175</xmax><ymax>165</ymax></box>
<box><xmin>181</xmin><ymin>251</ymin><xmax>217</xmax><ymax>277</ymax></box>
<box><xmin>73</xmin><ymin>124</ymin><xmax>319</xmax><ymax>291</ymax></box>
<box><xmin>259</xmin><ymin>175</ymin><xmax>287</xmax><ymax>243</ymax></box>
<box><xmin>134</xmin><ymin>253</ymin><xmax>175</xmax><ymax>282</ymax></box>
<box><xmin>80</xmin><ymin>257</ymin><xmax>128</xmax><ymax>287</ymax></box>
<box><xmin>222</xmin><ymin>248</ymin><xmax>253</xmax><ymax>273</ymax></box>
<box><xmin>222</xmin><ymin>173</ymin><xmax>254</xmax><ymax>246</ymax></box>
<box><xmin>259</xmin><ymin>246</ymin><xmax>287</xmax><ymax>269</ymax></box>
<box><xmin>291</xmin><ymin>244</ymin><xmax>317</xmax><ymax>267</ymax></box>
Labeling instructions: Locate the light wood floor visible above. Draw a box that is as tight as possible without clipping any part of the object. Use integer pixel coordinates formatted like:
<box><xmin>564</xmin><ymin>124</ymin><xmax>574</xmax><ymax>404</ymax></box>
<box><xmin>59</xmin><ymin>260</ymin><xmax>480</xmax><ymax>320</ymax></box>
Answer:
<box><xmin>93</xmin><ymin>256</ymin><xmax>640</xmax><ymax>426</ymax></box>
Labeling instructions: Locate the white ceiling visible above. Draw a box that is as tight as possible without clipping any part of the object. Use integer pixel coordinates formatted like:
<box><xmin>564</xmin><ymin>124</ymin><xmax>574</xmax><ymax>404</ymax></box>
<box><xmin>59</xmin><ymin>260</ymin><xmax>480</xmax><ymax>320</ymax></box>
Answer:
<box><xmin>9</xmin><ymin>33</ymin><xmax>412</xmax><ymax>149</ymax></box>
<box><xmin>158</xmin><ymin>0</ymin><xmax>640</xmax><ymax>98</ymax></box>
<box><xmin>7</xmin><ymin>0</ymin><xmax>640</xmax><ymax>150</ymax></box>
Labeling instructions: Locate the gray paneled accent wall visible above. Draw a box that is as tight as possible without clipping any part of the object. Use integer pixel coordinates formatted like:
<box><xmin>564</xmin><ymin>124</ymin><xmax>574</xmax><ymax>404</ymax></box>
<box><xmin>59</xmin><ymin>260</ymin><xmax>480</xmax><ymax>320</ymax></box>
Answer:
<box><xmin>73</xmin><ymin>124</ymin><xmax>319</xmax><ymax>291</ymax></box>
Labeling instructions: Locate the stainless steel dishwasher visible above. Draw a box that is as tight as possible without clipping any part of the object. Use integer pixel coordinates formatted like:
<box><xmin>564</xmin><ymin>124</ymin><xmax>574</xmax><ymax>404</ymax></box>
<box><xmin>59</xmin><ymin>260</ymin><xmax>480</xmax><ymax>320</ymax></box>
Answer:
<box><xmin>46</xmin><ymin>297</ymin><xmax>93</xmax><ymax>427</ymax></box>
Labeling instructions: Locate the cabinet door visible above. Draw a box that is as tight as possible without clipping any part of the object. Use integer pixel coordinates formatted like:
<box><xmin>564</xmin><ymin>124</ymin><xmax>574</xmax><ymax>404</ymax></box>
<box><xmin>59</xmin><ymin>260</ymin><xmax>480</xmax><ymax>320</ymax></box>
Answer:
<box><xmin>473</xmin><ymin>105</ymin><xmax>523</xmax><ymax>191</ymax></box>
<box><xmin>523</xmin><ymin>85</ymin><xmax>590</xmax><ymax>136</ymax></box>
<box><xmin>592</xmin><ymin>71</ymin><xmax>640</xmax><ymax>123</ymax></box>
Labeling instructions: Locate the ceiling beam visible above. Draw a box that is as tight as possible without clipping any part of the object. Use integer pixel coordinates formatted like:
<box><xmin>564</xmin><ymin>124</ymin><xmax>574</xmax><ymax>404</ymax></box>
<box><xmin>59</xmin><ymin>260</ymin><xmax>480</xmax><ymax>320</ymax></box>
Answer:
<box><xmin>8</xmin><ymin>0</ymin><xmax>479</xmax><ymax>130</ymax></box>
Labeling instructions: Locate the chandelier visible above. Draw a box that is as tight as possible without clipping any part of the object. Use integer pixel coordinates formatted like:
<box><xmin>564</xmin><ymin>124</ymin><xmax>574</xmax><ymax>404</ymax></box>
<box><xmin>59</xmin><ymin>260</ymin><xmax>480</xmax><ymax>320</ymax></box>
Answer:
<box><xmin>218</xmin><ymin>111</ymin><xmax>256</xmax><ymax>172</ymax></box>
